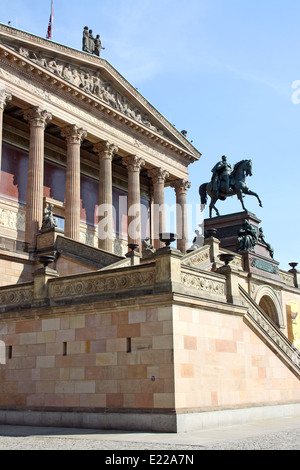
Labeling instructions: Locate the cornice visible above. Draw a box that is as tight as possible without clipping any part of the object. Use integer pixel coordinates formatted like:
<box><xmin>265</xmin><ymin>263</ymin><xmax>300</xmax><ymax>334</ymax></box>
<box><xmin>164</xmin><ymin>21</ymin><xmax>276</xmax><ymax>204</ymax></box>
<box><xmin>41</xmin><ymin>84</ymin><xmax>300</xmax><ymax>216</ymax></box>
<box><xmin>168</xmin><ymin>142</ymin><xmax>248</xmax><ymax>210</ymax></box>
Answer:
<box><xmin>0</xmin><ymin>25</ymin><xmax>202</xmax><ymax>164</ymax></box>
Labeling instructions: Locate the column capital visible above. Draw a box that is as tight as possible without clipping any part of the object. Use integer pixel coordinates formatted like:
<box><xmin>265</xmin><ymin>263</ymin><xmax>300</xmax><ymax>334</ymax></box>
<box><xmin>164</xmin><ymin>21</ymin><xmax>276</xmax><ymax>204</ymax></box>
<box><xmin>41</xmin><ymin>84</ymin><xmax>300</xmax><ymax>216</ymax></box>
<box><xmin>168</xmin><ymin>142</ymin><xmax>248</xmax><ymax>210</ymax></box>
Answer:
<box><xmin>122</xmin><ymin>155</ymin><xmax>145</xmax><ymax>172</ymax></box>
<box><xmin>170</xmin><ymin>179</ymin><xmax>191</xmax><ymax>194</ymax></box>
<box><xmin>0</xmin><ymin>90</ymin><xmax>12</xmax><ymax>110</ymax></box>
<box><xmin>93</xmin><ymin>141</ymin><xmax>118</xmax><ymax>160</ymax></box>
<box><xmin>24</xmin><ymin>106</ymin><xmax>52</xmax><ymax>129</ymax></box>
<box><xmin>61</xmin><ymin>124</ymin><xmax>87</xmax><ymax>144</ymax></box>
<box><xmin>148</xmin><ymin>167</ymin><xmax>169</xmax><ymax>184</ymax></box>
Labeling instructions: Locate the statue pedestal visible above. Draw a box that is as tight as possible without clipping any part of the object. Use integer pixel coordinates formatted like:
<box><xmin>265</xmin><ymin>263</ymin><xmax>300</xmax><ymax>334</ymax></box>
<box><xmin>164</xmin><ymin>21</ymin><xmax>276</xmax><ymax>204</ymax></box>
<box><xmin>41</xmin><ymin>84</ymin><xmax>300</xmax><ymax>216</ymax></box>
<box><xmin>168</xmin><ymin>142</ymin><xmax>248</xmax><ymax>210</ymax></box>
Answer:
<box><xmin>204</xmin><ymin>211</ymin><xmax>260</xmax><ymax>252</ymax></box>
<box><xmin>36</xmin><ymin>227</ymin><xmax>64</xmax><ymax>255</ymax></box>
<box><xmin>204</xmin><ymin>211</ymin><xmax>280</xmax><ymax>280</ymax></box>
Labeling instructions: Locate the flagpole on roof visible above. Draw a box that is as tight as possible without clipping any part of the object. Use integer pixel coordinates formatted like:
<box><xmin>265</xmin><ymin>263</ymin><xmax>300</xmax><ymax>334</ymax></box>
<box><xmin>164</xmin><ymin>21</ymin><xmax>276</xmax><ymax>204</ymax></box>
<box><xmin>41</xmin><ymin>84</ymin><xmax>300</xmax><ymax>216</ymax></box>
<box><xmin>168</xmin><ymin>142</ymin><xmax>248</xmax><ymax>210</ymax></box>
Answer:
<box><xmin>46</xmin><ymin>0</ymin><xmax>54</xmax><ymax>40</ymax></box>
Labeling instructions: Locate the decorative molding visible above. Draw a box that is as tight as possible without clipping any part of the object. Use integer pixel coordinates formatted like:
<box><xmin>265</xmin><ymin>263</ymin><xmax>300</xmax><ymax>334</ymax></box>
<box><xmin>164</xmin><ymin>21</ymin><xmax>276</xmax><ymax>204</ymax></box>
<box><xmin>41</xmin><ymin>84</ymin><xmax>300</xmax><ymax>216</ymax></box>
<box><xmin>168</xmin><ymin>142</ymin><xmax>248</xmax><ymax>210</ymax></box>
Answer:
<box><xmin>181</xmin><ymin>270</ymin><xmax>226</xmax><ymax>297</ymax></box>
<box><xmin>0</xmin><ymin>60</ymin><xmax>193</xmax><ymax>173</ymax></box>
<box><xmin>23</xmin><ymin>106</ymin><xmax>52</xmax><ymax>129</ymax></box>
<box><xmin>0</xmin><ymin>89</ymin><xmax>12</xmax><ymax>109</ymax></box>
<box><xmin>93</xmin><ymin>141</ymin><xmax>118</xmax><ymax>161</ymax></box>
<box><xmin>55</xmin><ymin>235</ymin><xmax>121</xmax><ymax>268</ymax></box>
<box><xmin>0</xmin><ymin>23</ymin><xmax>199</xmax><ymax>156</ymax></box>
<box><xmin>181</xmin><ymin>247</ymin><xmax>210</xmax><ymax>268</ymax></box>
<box><xmin>0</xmin><ymin>35</ymin><xmax>201</xmax><ymax>162</ymax></box>
<box><xmin>148</xmin><ymin>167</ymin><xmax>169</xmax><ymax>184</ymax></box>
<box><xmin>61</xmin><ymin>124</ymin><xmax>87</xmax><ymax>144</ymax></box>
<box><xmin>0</xmin><ymin>283</ymin><xmax>33</xmax><ymax>311</ymax></box>
<box><xmin>50</xmin><ymin>266</ymin><xmax>155</xmax><ymax>299</ymax></box>
<box><xmin>279</xmin><ymin>271</ymin><xmax>295</xmax><ymax>287</ymax></box>
<box><xmin>170</xmin><ymin>179</ymin><xmax>191</xmax><ymax>194</ymax></box>
<box><xmin>122</xmin><ymin>155</ymin><xmax>145</xmax><ymax>172</ymax></box>
<box><xmin>79</xmin><ymin>231</ymin><xmax>97</xmax><ymax>248</ymax></box>
<box><xmin>254</xmin><ymin>284</ymin><xmax>284</xmax><ymax>327</ymax></box>
<box><xmin>0</xmin><ymin>206</ymin><xmax>25</xmax><ymax>231</ymax></box>
<box><xmin>9</xmin><ymin>44</ymin><xmax>166</xmax><ymax>137</ymax></box>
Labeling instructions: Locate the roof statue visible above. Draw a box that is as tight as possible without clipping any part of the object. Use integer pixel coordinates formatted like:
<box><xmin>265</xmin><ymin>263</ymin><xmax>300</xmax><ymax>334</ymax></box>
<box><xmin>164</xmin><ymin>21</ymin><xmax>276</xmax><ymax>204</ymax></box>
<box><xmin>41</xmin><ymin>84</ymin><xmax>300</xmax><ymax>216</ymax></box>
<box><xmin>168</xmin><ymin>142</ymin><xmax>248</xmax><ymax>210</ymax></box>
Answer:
<box><xmin>199</xmin><ymin>156</ymin><xmax>263</xmax><ymax>218</ymax></box>
<box><xmin>82</xmin><ymin>26</ymin><xmax>105</xmax><ymax>56</ymax></box>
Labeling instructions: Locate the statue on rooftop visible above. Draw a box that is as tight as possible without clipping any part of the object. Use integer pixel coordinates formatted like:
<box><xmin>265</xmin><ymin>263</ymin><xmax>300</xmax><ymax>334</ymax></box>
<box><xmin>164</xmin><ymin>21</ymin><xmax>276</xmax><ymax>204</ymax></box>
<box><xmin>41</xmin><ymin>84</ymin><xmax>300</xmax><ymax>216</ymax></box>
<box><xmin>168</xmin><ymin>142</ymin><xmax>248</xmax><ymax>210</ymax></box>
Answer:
<box><xmin>82</xmin><ymin>26</ymin><xmax>105</xmax><ymax>57</ymax></box>
<box><xmin>94</xmin><ymin>34</ymin><xmax>105</xmax><ymax>56</ymax></box>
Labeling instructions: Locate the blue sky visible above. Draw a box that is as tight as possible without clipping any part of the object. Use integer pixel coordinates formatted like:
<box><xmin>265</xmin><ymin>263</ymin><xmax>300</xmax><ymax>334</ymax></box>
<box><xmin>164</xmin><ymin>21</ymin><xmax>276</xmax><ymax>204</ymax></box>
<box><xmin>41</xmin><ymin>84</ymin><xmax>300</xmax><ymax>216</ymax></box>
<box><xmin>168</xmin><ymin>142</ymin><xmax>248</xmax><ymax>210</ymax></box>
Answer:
<box><xmin>0</xmin><ymin>0</ymin><xmax>299</xmax><ymax>270</ymax></box>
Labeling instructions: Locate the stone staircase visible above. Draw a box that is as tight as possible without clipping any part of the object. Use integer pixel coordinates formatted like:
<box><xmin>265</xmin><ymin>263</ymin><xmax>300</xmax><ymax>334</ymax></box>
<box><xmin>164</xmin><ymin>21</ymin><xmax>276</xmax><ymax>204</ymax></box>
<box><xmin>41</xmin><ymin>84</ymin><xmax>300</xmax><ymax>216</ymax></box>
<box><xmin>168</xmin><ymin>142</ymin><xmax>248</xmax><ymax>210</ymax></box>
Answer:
<box><xmin>239</xmin><ymin>285</ymin><xmax>300</xmax><ymax>379</ymax></box>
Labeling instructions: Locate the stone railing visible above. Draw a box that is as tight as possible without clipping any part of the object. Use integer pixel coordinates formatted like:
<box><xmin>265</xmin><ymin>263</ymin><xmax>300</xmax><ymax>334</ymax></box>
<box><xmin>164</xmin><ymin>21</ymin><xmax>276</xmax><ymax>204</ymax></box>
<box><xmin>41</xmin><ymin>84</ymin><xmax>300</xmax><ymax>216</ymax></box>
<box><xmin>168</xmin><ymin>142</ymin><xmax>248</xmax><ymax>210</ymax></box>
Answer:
<box><xmin>279</xmin><ymin>270</ymin><xmax>296</xmax><ymax>288</ymax></box>
<box><xmin>0</xmin><ymin>282</ymin><xmax>34</xmax><ymax>313</ymax></box>
<box><xmin>55</xmin><ymin>235</ymin><xmax>123</xmax><ymax>269</ymax></box>
<box><xmin>181</xmin><ymin>246</ymin><xmax>211</xmax><ymax>269</ymax></box>
<box><xmin>0</xmin><ymin>245</ymin><xmax>230</xmax><ymax>312</ymax></box>
<box><xmin>181</xmin><ymin>267</ymin><xmax>227</xmax><ymax>301</ymax></box>
<box><xmin>239</xmin><ymin>285</ymin><xmax>300</xmax><ymax>378</ymax></box>
<box><xmin>48</xmin><ymin>263</ymin><xmax>156</xmax><ymax>304</ymax></box>
<box><xmin>219</xmin><ymin>248</ymin><xmax>243</xmax><ymax>270</ymax></box>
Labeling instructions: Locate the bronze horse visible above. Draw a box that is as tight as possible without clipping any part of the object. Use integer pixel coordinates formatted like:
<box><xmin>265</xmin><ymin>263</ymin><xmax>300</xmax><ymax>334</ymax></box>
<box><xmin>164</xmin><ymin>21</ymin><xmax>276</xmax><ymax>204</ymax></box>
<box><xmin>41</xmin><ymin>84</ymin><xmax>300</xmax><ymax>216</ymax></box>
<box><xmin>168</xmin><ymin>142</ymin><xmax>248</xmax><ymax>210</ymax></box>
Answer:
<box><xmin>199</xmin><ymin>159</ymin><xmax>263</xmax><ymax>218</ymax></box>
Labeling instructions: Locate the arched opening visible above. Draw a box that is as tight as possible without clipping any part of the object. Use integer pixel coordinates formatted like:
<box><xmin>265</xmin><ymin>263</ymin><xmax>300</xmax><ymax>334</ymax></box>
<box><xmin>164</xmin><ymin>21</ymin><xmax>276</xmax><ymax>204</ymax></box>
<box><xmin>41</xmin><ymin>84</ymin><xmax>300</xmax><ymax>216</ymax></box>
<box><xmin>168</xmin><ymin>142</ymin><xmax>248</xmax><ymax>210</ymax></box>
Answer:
<box><xmin>254</xmin><ymin>285</ymin><xmax>284</xmax><ymax>328</ymax></box>
<box><xmin>259</xmin><ymin>295</ymin><xmax>280</xmax><ymax>326</ymax></box>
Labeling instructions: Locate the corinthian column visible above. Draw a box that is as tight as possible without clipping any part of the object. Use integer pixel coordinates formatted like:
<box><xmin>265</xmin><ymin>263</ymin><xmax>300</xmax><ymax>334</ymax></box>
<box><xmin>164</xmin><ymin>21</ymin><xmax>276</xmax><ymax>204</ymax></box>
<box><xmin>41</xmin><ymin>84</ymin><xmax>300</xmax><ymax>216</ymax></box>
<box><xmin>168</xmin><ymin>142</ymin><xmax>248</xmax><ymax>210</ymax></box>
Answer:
<box><xmin>94</xmin><ymin>141</ymin><xmax>118</xmax><ymax>252</ymax></box>
<box><xmin>24</xmin><ymin>106</ymin><xmax>52</xmax><ymax>250</ymax></box>
<box><xmin>61</xmin><ymin>125</ymin><xmax>87</xmax><ymax>241</ymax></box>
<box><xmin>171</xmin><ymin>179</ymin><xmax>191</xmax><ymax>253</ymax></box>
<box><xmin>122</xmin><ymin>155</ymin><xmax>145</xmax><ymax>250</ymax></box>
<box><xmin>0</xmin><ymin>91</ymin><xmax>12</xmax><ymax>182</ymax></box>
<box><xmin>148</xmin><ymin>168</ymin><xmax>169</xmax><ymax>249</ymax></box>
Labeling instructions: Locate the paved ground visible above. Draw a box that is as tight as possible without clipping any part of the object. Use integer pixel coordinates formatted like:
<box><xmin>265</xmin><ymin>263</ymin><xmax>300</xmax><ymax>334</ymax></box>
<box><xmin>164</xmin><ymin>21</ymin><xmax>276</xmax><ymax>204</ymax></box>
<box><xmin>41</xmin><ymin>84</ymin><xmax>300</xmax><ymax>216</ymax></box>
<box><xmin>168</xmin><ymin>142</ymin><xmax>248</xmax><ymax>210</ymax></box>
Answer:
<box><xmin>0</xmin><ymin>415</ymin><xmax>299</xmax><ymax>451</ymax></box>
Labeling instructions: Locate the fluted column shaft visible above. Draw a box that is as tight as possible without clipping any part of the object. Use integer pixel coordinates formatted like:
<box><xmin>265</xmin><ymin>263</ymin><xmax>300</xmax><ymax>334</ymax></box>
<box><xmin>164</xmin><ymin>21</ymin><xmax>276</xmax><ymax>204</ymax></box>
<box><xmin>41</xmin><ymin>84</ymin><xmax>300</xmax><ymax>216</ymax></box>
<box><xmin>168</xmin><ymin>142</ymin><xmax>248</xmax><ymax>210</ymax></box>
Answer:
<box><xmin>0</xmin><ymin>91</ymin><xmax>12</xmax><ymax>184</ymax></box>
<box><xmin>61</xmin><ymin>125</ymin><xmax>87</xmax><ymax>241</ymax></box>
<box><xmin>148</xmin><ymin>168</ymin><xmax>169</xmax><ymax>249</ymax></box>
<box><xmin>122</xmin><ymin>155</ymin><xmax>145</xmax><ymax>250</ymax></box>
<box><xmin>24</xmin><ymin>106</ymin><xmax>52</xmax><ymax>249</ymax></box>
<box><xmin>94</xmin><ymin>141</ymin><xmax>118</xmax><ymax>252</ymax></box>
<box><xmin>171</xmin><ymin>179</ymin><xmax>191</xmax><ymax>253</ymax></box>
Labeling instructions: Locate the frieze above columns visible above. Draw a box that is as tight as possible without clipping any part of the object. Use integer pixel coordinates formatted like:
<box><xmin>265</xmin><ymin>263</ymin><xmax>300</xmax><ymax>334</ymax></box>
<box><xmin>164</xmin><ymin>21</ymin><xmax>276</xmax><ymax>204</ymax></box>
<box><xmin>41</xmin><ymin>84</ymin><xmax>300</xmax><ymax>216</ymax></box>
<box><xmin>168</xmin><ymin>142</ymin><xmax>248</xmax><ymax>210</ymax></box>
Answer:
<box><xmin>8</xmin><ymin>45</ymin><xmax>165</xmax><ymax>137</ymax></box>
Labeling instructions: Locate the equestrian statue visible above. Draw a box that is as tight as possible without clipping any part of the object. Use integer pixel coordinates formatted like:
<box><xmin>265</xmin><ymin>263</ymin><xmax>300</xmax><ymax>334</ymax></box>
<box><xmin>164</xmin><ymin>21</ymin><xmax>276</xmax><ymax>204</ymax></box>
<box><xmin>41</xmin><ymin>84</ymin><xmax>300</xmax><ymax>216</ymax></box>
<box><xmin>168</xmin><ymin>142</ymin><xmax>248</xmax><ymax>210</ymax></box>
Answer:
<box><xmin>199</xmin><ymin>156</ymin><xmax>263</xmax><ymax>218</ymax></box>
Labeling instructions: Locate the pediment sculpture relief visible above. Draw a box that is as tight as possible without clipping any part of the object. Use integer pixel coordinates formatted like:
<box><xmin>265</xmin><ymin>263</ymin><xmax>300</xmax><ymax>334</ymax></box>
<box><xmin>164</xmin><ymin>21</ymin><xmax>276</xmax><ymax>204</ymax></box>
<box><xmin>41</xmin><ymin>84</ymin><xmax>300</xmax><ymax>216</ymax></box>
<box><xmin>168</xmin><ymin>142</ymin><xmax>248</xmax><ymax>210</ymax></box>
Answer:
<box><xmin>12</xmin><ymin>45</ymin><xmax>164</xmax><ymax>136</ymax></box>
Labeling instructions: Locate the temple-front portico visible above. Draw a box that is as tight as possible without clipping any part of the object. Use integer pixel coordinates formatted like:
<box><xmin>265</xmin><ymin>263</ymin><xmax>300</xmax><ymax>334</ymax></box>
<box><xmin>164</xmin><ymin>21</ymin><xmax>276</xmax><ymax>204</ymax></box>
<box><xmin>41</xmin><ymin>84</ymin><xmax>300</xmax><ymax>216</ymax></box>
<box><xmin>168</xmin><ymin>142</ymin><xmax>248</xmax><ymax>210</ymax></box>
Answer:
<box><xmin>0</xmin><ymin>25</ymin><xmax>200</xmax><ymax>259</ymax></box>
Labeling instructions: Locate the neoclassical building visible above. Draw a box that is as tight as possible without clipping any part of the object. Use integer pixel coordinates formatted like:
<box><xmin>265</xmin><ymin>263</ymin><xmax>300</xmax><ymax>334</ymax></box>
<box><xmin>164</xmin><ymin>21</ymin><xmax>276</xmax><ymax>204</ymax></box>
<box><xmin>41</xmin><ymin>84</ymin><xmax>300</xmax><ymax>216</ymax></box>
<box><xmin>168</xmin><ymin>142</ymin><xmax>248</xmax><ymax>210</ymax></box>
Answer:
<box><xmin>0</xmin><ymin>24</ymin><xmax>299</xmax><ymax>432</ymax></box>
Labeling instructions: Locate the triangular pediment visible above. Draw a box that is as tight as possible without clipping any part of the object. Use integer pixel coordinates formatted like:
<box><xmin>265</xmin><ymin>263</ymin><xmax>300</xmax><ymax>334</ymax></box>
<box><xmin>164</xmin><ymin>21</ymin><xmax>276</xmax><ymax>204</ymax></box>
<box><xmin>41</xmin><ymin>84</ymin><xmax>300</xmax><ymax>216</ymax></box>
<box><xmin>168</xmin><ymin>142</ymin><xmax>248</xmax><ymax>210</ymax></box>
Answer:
<box><xmin>0</xmin><ymin>23</ymin><xmax>201</xmax><ymax>162</ymax></box>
